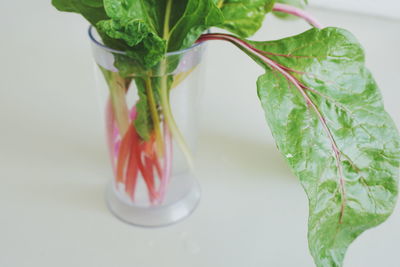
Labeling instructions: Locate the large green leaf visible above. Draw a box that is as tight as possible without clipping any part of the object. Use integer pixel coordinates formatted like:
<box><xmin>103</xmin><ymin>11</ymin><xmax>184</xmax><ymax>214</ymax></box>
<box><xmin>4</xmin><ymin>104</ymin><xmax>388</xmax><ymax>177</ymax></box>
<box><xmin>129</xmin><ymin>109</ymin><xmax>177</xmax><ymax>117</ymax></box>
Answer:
<box><xmin>96</xmin><ymin>0</ymin><xmax>167</xmax><ymax>68</ymax></box>
<box><xmin>252</xmin><ymin>28</ymin><xmax>400</xmax><ymax>266</ymax></box>
<box><xmin>216</xmin><ymin>0</ymin><xmax>274</xmax><ymax>37</ymax></box>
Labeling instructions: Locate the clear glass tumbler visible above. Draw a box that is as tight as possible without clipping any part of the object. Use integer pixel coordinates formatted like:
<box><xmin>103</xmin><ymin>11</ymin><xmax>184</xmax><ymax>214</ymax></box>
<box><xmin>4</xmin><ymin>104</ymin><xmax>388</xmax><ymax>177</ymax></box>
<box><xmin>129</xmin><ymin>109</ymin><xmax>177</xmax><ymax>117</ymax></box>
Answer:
<box><xmin>89</xmin><ymin>26</ymin><xmax>205</xmax><ymax>227</ymax></box>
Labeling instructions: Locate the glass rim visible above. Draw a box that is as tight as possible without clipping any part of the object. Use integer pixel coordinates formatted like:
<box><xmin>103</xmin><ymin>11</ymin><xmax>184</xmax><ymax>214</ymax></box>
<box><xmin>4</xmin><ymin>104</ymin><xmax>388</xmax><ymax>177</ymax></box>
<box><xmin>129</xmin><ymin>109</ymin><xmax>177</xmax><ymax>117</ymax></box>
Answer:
<box><xmin>88</xmin><ymin>25</ymin><xmax>203</xmax><ymax>56</ymax></box>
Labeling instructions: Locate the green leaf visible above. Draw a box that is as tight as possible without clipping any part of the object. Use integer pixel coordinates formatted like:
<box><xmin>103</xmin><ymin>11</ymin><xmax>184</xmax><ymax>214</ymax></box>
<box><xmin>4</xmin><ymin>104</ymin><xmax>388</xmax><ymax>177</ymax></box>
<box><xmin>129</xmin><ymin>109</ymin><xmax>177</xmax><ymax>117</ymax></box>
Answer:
<box><xmin>97</xmin><ymin>0</ymin><xmax>167</xmax><ymax>68</ymax></box>
<box><xmin>97</xmin><ymin>20</ymin><xmax>166</xmax><ymax>68</ymax></box>
<box><xmin>52</xmin><ymin>0</ymin><xmax>108</xmax><ymax>25</ymax></box>
<box><xmin>252</xmin><ymin>28</ymin><xmax>400</xmax><ymax>266</ymax></box>
<box><xmin>167</xmin><ymin>0</ymin><xmax>224</xmax><ymax>51</ymax></box>
<box><xmin>138</xmin><ymin>0</ymin><xmax>189</xmax><ymax>37</ymax></box>
<box><xmin>52</xmin><ymin>0</ymin><xmax>129</xmax><ymax>52</ymax></box>
<box><xmin>82</xmin><ymin>0</ymin><xmax>104</xmax><ymax>8</ymax></box>
<box><xmin>216</xmin><ymin>0</ymin><xmax>275</xmax><ymax>38</ymax></box>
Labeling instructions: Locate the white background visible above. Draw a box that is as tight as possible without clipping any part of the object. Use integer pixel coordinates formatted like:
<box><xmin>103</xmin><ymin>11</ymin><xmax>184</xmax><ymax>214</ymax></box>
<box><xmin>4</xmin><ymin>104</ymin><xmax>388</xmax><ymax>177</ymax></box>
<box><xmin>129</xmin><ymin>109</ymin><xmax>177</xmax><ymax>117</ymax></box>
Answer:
<box><xmin>310</xmin><ymin>0</ymin><xmax>400</xmax><ymax>19</ymax></box>
<box><xmin>0</xmin><ymin>1</ymin><xmax>399</xmax><ymax>267</ymax></box>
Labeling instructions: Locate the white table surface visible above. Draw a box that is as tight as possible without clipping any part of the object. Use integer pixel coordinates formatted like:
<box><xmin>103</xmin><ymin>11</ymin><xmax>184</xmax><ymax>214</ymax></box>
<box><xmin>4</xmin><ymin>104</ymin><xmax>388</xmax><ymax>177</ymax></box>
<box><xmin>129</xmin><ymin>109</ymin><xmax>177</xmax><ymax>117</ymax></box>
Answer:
<box><xmin>1</xmin><ymin>2</ymin><xmax>399</xmax><ymax>267</ymax></box>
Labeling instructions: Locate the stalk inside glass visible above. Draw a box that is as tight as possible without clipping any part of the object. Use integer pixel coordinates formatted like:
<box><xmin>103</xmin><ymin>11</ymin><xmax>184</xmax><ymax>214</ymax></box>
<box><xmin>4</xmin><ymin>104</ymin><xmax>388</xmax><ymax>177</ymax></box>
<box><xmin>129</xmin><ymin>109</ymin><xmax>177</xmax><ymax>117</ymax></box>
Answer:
<box><xmin>89</xmin><ymin>27</ymin><xmax>205</xmax><ymax>227</ymax></box>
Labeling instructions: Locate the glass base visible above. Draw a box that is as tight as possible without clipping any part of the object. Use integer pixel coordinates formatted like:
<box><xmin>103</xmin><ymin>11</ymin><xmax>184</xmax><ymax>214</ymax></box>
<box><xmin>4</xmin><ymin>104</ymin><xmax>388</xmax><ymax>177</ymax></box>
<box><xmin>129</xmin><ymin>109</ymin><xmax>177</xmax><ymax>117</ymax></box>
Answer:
<box><xmin>106</xmin><ymin>173</ymin><xmax>201</xmax><ymax>227</ymax></box>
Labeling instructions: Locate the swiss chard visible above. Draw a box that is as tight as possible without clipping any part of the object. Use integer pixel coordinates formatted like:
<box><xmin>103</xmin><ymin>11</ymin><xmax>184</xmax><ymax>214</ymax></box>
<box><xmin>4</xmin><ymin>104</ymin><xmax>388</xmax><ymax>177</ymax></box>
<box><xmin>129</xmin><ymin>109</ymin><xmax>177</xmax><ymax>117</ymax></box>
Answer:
<box><xmin>253</xmin><ymin>28</ymin><xmax>400</xmax><ymax>266</ymax></box>
<box><xmin>199</xmin><ymin>28</ymin><xmax>400</xmax><ymax>266</ymax></box>
<box><xmin>53</xmin><ymin>1</ymin><xmax>400</xmax><ymax>266</ymax></box>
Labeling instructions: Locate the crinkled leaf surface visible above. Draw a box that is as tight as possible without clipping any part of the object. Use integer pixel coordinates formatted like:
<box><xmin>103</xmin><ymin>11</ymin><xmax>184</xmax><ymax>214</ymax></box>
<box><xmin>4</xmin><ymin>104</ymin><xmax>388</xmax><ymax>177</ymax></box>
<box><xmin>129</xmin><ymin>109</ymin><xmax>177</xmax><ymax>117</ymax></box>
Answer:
<box><xmin>252</xmin><ymin>28</ymin><xmax>400</xmax><ymax>266</ymax></box>
<box><xmin>216</xmin><ymin>0</ymin><xmax>274</xmax><ymax>37</ymax></box>
<box><xmin>96</xmin><ymin>0</ymin><xmax>167</xmax><ymax>68</ymax></box>
<box><xmin>96</xmin><ymin>0</ymin><xmax>223</xmax><ymax>67</ymax></box>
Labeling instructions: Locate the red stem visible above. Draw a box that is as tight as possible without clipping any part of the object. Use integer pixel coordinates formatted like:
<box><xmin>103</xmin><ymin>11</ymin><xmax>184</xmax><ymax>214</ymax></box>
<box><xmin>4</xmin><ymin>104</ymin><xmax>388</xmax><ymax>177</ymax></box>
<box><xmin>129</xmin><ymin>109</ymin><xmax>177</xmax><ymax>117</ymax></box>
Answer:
<box><xmin>153</xmin><ymin>156</ymin><xmax>162</xmax><ymax>179</ymax></box>
<box><xmin>105</xmin><ymin>98</ymin><xmax>117</xmax><ymax>177</ymax></box>
<box><xmin>272</xmin><ymin>3</ymin><xmax>323</xmax><ymax>29</ymax></box>
<box><xmin>143</xmin><ymin>156</ymin><xmax>157</xmax><ymax>203</ymax></box>
<box><xmin>116</xmin><ymin>125</ymin><xmax>134</xmax><ymax>183</ymax></box>
<box><xmin>125</xmin><ymin>130</ymin><xmax>140</xmax><ymax>200</ymax></box>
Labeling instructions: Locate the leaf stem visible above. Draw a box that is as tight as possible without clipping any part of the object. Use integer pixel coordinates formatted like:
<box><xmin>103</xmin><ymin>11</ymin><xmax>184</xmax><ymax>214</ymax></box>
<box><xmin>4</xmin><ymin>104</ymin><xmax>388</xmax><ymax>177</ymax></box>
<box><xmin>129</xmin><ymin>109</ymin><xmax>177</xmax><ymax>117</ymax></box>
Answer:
<box><xmin>160</xmin><ymin>0</ymin><xmax>193</xmax><ymax>168</ymax></box>
<box><xmin>158</xmin><ymin>122</ymin><xmax>173</xmax><ymax>203</ymax></box>
<box><xmin>163</xmin><ymin>0</ymin><xmax>172</xmax><ymax>40</ymax></box>
<box><xmin>272</xmin><ymin>3</ymin><xmax>323</xmax><ymax>29</ymax></box>
<box><xmin>159</xmin><ymin>68</ymin><xmax>194</xmax><ymax>169</ymax></box>
<box><xmin>100</xmin><ymin>68</ymin><xmax>131</xmax><ymax>136</ymax></box>
<box><xmin>145</xmin><ymin>76</ymin><xmax>164</xmax><ymax>156</ymax></box>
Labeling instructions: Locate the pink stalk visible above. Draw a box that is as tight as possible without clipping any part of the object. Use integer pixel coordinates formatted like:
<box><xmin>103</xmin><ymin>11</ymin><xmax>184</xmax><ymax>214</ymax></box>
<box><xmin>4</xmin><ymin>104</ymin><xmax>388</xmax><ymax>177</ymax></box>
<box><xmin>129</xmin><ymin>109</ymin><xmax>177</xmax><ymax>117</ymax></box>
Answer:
<box><xmin>158</xmin><ymin>122</ymin><xmax>173</xmax><ymax>203</ymax></box>
<box><xmin>144</xmin><ymin>157</ymin><xmax>157</xmax><ymax>204</ymax></box>
<box><xmin>273</xmin><ymin>3</ymin><xmax>323</xmax><ymax>29</ymax></box>
<box><xmin>153</xmin><ymin>156</ymin><xmax>163</xmax><ymax>180</ymax></box>
<box><xmin>113</xmin><ymin>105</ymin><xmax>137</xmax><ymax>157</ymax></box>
<box><xmin>198</xmin><ymin>33</ymin><xmax>309</xmax><ymax>77</ymax></box>
<box><xmin>113</xmin><ymin>126</ymin><xmax>120</xmax><ymax>157</ymax></box>
<box><xmin>129</xmin><ymin>106</ymin><xmax>138</xmax><ymax>121</ymax></box>
<box><xmin>105</xmin><ymin>98</ymin><xmax>117</xmax><ymax>176</ymax></box>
